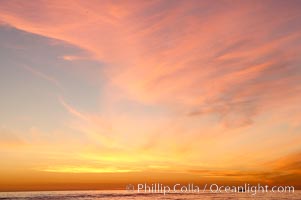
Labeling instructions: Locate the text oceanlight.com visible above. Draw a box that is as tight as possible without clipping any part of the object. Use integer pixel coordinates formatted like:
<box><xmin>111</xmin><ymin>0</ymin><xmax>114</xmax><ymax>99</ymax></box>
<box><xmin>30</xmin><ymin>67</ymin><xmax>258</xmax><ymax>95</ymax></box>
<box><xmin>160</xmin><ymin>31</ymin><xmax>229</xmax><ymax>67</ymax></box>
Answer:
<box><xmin>127</xmin><ymin>183</ymin><xmax>295</xmax><ymax>195</ymax></box>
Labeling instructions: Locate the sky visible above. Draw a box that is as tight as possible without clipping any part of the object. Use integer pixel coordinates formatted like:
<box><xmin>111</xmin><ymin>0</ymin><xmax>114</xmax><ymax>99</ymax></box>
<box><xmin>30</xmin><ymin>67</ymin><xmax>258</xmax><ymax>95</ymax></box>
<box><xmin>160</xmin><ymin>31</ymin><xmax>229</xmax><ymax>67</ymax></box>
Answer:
<box><xmin>0</xmin><ymin>0</ymin><xmax>301</xmax><ymax>191</ymax></box>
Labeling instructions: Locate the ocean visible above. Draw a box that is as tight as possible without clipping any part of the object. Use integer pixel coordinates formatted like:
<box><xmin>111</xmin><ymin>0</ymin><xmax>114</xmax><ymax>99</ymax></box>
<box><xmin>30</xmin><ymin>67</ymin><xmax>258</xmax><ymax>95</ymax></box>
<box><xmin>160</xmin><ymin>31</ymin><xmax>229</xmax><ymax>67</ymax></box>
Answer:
<box><xmin>0</xmin><ymin>190</ymin><xmax>300</xmax><ymax>200</ymax></box>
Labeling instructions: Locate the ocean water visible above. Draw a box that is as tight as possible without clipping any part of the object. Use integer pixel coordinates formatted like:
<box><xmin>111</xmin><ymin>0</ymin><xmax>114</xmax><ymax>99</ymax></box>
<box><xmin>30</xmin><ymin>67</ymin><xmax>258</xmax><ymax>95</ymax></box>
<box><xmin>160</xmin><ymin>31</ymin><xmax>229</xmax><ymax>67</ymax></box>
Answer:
<box><xmin>0</xmin><ymin>190</ymin><xmax>300</xmax><ymax>200</ymax></box>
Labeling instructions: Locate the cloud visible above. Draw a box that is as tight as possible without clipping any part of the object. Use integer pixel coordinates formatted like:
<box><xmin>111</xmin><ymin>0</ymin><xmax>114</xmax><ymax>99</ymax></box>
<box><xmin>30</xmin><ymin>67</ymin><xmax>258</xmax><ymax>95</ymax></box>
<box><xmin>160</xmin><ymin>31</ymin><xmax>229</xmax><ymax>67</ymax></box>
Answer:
<box><xmin>185</xmin><ymin>150</ymin><xmax>301</xmax><ymax>187</ymax></box>
<box><xmin>58</xmin><ymin>97</ymin><xmax>116</xmax><ymax>148</ymax></box>
<box><xmin>1</xmin><ymin>0</ymin><xmax>299</xmax><ymax>152</ymax></box>
<box><xmin>59</xmin><ymin>97</ymin><xmax>88</xmax><ymax>121</ymax></box>
<box><xmin>21</xmin><ymin>64</ymin><xmax>63</xmax><ymax>90</ymax></box>
<box><xmin>1</xmin><ymin>1</ymin><xmax>301</xmax><ymax>119</ymax></box>
<box><xmin>1</xmin><ymin>0</ymin><xmax>300</xmax><ymax>137</ymax></box>
<box><xmin>61</xmin><ymin>55</ymin><xmax>87</xmax><ymax>61</ymax></box>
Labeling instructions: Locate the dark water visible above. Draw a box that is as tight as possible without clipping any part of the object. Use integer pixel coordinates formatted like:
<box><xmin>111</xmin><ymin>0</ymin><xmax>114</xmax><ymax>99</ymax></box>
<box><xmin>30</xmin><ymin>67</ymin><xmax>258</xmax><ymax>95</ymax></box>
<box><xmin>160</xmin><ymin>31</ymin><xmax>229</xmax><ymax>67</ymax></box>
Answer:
<box><xmin>0</xmin><ymin>190</ymin><xmax>299</xmax><ymax>199</ymax></box>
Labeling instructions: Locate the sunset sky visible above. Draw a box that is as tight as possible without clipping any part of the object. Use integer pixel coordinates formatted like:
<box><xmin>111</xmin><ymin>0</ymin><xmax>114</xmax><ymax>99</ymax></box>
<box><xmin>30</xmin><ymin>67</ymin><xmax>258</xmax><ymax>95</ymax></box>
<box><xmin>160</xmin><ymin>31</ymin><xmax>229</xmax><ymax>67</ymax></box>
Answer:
<box><xmin>0</xmin><ymin>0</ymin><xmax>301</xmax><ymax>191</ymax></box>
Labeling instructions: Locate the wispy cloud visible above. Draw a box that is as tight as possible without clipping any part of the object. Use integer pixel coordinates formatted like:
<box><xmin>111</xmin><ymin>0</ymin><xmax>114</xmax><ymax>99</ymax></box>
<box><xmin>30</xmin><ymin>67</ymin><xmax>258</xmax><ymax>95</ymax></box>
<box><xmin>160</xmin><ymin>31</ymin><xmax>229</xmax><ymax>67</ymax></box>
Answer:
<box><xmin>61</xmin><ymin>55</ymin><xmax>86</xmax><ymax>61</ymax></box>
<box><xmin>22</xmin><ymin>64</ymin><xmax>63</xmax><ymax>90</ymax></box>
<box><xmin>58</xmin><ymin>96</ymin><xmax>116</xmax><ymax>148</ymax></box>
